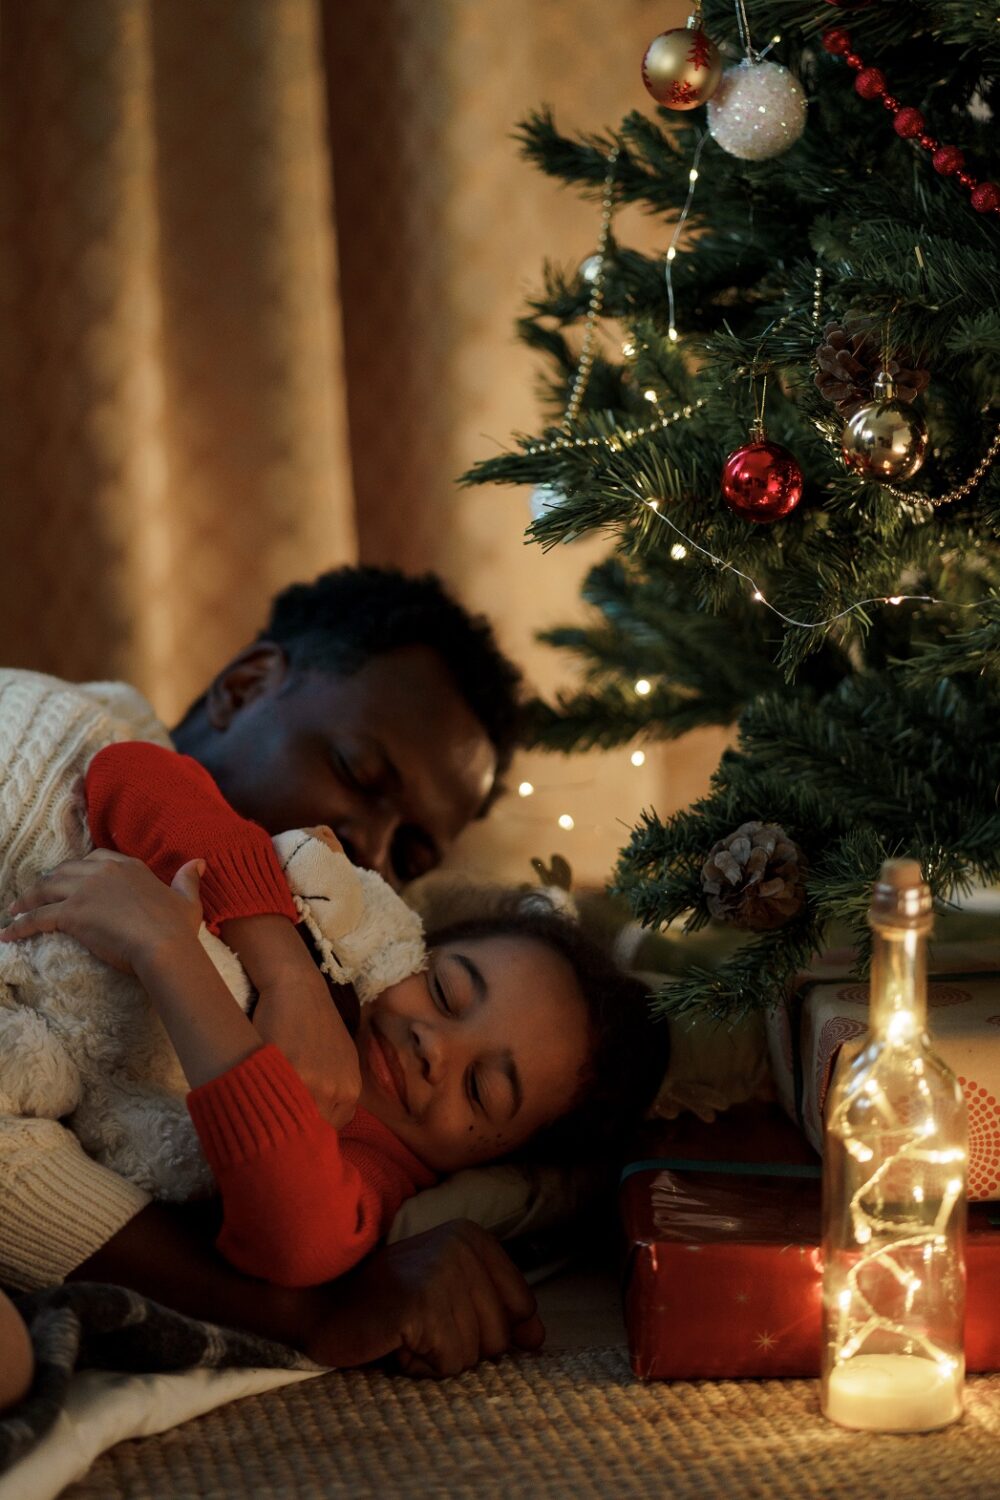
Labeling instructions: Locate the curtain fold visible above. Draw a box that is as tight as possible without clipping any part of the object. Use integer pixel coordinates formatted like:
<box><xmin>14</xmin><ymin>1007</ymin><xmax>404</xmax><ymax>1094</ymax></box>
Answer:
<box><xmin>0</xmin><ymin>0</ymin><xmax>355</xmax><ymax>723</ymax></box>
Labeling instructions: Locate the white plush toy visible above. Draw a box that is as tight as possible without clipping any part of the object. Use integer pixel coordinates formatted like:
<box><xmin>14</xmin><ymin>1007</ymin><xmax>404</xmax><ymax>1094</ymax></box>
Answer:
<box><xmin>0</xmin><ymin>829</ymin><xmax>425</xmax><ymax>1202</ymax></box>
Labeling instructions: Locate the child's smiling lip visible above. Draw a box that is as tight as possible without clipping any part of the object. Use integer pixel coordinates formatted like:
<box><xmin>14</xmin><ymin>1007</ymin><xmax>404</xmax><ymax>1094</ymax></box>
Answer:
<box><xmin>366</xmin><ymin>1022</ymin><xmax>411</xmax><ymax>1114</ymax></box>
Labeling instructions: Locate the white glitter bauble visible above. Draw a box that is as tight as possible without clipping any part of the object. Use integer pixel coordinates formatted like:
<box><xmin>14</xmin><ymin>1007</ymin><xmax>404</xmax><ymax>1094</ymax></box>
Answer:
<box><xmin>707</xmin><ymin>59</ymin><xmax>807</xmax><ymax>161</ymax></box>
<box><xmin>530</xmin><ymin>483</ymin><xmax>565</xmax><ymax>522</ymax></box>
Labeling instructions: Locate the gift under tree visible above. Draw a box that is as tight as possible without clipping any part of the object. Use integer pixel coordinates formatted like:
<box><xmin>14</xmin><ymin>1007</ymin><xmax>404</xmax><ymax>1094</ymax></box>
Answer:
<box><xmin>468</xmin><ymin>0</ymin><xmax>1000</xmax><ymax>1022</ymax></box>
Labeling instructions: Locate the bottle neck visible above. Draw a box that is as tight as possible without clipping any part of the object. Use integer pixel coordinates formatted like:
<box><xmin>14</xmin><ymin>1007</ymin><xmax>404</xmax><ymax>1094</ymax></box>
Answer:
<box><xmin>868</xmin><ymin>923</ymin><xmax>928</xmax><ymax>1042</ymax></box>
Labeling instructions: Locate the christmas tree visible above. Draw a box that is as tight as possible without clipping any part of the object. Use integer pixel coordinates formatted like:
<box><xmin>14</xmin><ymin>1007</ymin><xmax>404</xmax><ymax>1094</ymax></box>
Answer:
<box><xmin>467</xmin><ymin>1</ymin><xmax>1000</xmax><ymax>1019</ymax></box>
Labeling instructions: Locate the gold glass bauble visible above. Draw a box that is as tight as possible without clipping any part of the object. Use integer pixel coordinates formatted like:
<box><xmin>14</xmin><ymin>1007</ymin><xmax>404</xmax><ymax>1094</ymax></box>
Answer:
<box><xmin>841</xmin><ymin>372</ymin><xmax>928</xmax><ymax>482</ymax></box>
<box><xmin>642</xmin><ymin>18</ymin><xmax>721</xmax><ymax>110</ymax></box>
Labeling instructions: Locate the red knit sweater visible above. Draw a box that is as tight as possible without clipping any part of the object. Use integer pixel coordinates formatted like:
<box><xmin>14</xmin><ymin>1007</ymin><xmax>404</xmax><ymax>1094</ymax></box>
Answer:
<box><xmin>188</xmin><ymin>1044</ymin><xmax>434</xmax><ymax>1286</ymax></box>
<box><xmin>86</xmin><ymin>742</ymin><xmax>298</xmax><ymax>931</ymax></box>
<box><xmin>85</xmin><ymin>740</ymin><xmax>436</xmax><ymax>1286</ymax></box>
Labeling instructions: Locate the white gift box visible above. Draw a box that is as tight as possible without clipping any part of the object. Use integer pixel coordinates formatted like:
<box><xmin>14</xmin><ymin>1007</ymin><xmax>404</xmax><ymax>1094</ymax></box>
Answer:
<box><xmin>766</xmin><ymin>943</ymin><xmax>1000</xmax><ymax>1201</ymax></box>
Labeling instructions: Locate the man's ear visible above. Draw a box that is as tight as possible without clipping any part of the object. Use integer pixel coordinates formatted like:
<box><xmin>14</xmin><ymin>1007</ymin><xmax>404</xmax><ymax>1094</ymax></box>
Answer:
<box><xmin>205</xmin><ymin>642</ymin><xmax>290</xmax><ymax>730</ymax></box>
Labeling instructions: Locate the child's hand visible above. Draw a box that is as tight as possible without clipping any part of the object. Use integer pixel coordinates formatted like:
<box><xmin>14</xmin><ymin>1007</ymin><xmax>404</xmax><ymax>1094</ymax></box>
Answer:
<box><xmin>220</xmin><ymin>913</ymin><xmax>361</xmax><ymax>1130</ymax></box>
<box><xmin>305</xmin><ymin>1219</ymin><xmax>545</xmax><ymax>1377</ymax></box>
<box><xmin>2</xmin><ymin>851</ymin><xmax>204</xmax><ymax>973</ymax></box>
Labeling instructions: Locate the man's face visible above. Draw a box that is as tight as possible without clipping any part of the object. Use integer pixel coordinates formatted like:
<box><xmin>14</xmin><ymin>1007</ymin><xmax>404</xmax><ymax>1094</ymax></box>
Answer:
<box><xmin>189</xmin><ymin>644</ymin><xmax>497</xmax><ymax>888</ymax></box>
<box><xmin>355</xmin><ymin>933</ymin><xmax>591</xmax><ymax>1173</ymax></box>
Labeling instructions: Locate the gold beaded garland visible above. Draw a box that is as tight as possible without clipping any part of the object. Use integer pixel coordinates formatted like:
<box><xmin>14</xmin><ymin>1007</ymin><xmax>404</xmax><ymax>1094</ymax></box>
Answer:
<box><xmin>882</xmin><ymin>423</ymin><xmax>1000</xmax><ymax>507</ymax></box>
<box><xmin>563</xmin><ymin>149</ymin><xmax>618</xmax><ymax>430</ymax></box>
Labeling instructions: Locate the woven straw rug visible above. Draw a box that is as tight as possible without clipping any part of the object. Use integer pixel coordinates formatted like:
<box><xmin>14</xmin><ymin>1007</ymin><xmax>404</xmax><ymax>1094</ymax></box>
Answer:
<box><xmin>59</xmin><ymin>1348</ymin><xmax>1000</xmax><ymax>1500</ymax></box>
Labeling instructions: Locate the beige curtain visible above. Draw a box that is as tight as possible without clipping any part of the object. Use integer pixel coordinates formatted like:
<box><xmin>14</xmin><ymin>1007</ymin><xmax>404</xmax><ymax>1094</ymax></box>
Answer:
<box><xmin>0</xmin><ymin>0</ymin><xmax>355</xmax><ymax>724</ymax></box>
<box><xmin>0</xmin><ymin>0</ymin><xmax>724</xmax><ymax>886</ymax></box>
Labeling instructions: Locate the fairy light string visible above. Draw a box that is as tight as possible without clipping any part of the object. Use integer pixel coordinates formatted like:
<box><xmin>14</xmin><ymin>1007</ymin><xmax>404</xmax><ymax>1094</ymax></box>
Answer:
<box><xmin>639</xmin><ymin>492</ymin><xmax>989</xmax><ymax>632</ymax></box>
<box><xmin>664</xmin><ymin>132</ymin><xmax>709</xmax><ymax>344</ymax></box>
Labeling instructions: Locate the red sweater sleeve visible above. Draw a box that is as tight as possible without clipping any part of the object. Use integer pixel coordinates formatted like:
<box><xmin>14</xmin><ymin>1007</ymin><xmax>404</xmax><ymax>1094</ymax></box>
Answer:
<box><xmin>85</xmin><ymin>741</ymin><xmax>297</xmax><ymax>932</ymax></box>
<box><xmin>186</xmin><ymin>1044</ymin><xmax>434</xmax><ymax>1287</ymax></box>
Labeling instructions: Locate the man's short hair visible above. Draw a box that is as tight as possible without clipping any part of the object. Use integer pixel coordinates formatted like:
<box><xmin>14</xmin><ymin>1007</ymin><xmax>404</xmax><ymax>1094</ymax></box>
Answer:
<box><xmin>262</xmin><ymin>567</ymin><xmax>523</xmax><ymax>805</ymax></box>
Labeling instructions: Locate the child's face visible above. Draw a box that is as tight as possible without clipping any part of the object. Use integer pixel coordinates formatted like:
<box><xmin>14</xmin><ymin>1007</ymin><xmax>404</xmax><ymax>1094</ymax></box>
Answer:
<box><xmin>355</xmin><ymin>934</ymin><xmax>591</xmax><ymax>1174</ymax></box>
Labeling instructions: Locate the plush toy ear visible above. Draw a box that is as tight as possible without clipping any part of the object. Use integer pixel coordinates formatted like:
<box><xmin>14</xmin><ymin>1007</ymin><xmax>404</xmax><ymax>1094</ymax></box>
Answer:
<box><xmin>271</xmin><ymin>830</ymin><xmax>365</xmax><ymax>946</ymax></box>
<box><xmin>524</xmin><ymin>852</ymin><xmax>578</xmax><ymax>919</ymax></box>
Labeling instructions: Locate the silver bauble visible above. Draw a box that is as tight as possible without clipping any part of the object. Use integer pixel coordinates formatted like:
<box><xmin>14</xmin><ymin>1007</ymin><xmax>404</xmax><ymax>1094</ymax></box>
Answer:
<box><xmin>530</xmin><ymin>484</ymin><xmax>565</xmax><ymax>522</ymax></box>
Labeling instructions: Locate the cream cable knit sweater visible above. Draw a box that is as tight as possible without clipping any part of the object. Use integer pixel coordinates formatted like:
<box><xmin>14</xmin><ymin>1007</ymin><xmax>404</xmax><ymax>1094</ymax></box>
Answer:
<box><xmin>0</xmin><ymin>669</ymin><xmax>172</xmax><ymax>1291</ymax></box>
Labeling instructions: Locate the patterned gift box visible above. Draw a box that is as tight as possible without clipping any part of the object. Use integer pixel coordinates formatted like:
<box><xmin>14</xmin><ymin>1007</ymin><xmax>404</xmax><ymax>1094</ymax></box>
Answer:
<box><xmin>622</xmin><ymin>1104</ymin><xmax>1000</xmax><ymax>1381</ymax></box>
<box><xmin>766</xmin><ymin>943</ymin><xmax>1000</xmax><ymax>1200</ymax></box>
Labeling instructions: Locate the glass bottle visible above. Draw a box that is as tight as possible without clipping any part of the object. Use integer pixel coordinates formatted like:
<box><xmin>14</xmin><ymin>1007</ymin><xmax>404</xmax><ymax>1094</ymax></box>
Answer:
<box><xmin>820</xmin><ymin>858</ymin><xmax>967</xmax><ymax>1431</ymax></box>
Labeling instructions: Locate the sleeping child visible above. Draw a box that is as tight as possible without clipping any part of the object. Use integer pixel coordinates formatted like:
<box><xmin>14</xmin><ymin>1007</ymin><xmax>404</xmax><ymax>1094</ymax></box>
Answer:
<box><xmin>0</xmin><ymin>742</ymin><xmax>662</xmax><ymax>1289</ymax></box>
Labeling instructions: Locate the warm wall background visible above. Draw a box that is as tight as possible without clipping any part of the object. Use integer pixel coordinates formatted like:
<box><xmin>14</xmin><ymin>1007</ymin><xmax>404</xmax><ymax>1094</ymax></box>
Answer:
<box><xmin>0</xmin><ymin>0</ymin><xmax>727</xmax><ymax>887</ymax></box>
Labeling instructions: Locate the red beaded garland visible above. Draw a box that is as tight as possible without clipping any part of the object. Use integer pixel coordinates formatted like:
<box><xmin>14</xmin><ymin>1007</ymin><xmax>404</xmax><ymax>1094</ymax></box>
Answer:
<box><xmin>822</xmin><ymin>28</ymin><xmax>852</xmax><ymax>54</ymax></box>
<box><xmin>894</xmin><ymin>107</ymin><xmax>925</xmax><ymax>138</ymax></box>
<box><xmin>855</xmin><ymin>67</ymin><xmax>886</xmax><ymax>99</ymax></box>
<box><xmin>971</xmin><ymin>182</ymin><xmax>1000</xmax><ymax>214</ymax></box>
<box><xmin>932</xmin><ymin>145</ymin><xmax>964</xmax><ymax>175</ymax></box>
<box><xmin>823</xmin><ymin>29</ymin><xmax>999</xmax><ymax>217</ymax></box>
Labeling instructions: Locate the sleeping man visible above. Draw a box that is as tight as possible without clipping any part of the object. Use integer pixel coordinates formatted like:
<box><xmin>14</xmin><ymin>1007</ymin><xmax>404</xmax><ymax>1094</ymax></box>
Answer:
<box><xmin>0</xmin><ymin>564</ymin><xmax>552</xmax><ymax>1378</ymax></box>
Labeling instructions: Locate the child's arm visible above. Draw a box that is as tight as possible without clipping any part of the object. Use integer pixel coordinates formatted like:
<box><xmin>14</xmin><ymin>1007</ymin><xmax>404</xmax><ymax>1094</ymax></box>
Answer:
<box><xmin>186</xmin><ymin>1046</ymin><xmax>423</xmax><ymax>1286</ymax></box>
<box><xmin>86</xmin><ymin>742</ymin><xmax>298</xmax><ymax>931</ymax></box>
<box><xmin>69</xmin><ymin>1204</ymin><xmax>546</xmax><ymax>1375</ymax></box>
<box><xmin>3</xmin><ymin>853</ymin><xmax>403</xmax><ymax>1285</ymax></box>
<box><xmin>86</xmin><ymin>742</ymin><xmax>360</xmax><ymax>1127</ymax></box>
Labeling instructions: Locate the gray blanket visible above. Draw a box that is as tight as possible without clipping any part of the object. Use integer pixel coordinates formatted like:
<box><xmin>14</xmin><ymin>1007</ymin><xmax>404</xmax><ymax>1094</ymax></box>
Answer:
<box><xmin>0</xmin><ymin>1281</ymin><xmax>309</xmax><ymax>1474</ymax></box>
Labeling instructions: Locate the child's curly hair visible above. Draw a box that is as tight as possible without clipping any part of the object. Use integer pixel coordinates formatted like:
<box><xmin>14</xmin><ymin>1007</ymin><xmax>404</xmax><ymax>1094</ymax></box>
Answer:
<box><xmin>426</xmin><ymin>902</ymin><xmax>669</xmax><ymax>1163</ymax></box>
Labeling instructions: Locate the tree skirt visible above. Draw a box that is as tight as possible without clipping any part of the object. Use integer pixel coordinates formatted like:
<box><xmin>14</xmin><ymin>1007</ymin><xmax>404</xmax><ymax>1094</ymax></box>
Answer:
<box><xmin>58</xmin><ymin>1348</ymin><xmax>1000</xmax><ymax>1500</ymax></box>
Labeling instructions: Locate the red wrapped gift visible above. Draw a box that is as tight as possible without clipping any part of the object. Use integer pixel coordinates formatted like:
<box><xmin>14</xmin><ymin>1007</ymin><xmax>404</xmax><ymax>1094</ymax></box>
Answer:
<box><xmin>622</xmin><ymin>1104</ymin><xmax>1000</xmax><ymax>1380</ymax></box>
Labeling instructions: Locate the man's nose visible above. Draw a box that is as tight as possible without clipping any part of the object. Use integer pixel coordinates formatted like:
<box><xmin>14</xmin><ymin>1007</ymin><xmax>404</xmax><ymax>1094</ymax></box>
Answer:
<box><xmin>336</xmin><ymin>808</ymin><xmax>400</xmax><ymax>889</ymax></box>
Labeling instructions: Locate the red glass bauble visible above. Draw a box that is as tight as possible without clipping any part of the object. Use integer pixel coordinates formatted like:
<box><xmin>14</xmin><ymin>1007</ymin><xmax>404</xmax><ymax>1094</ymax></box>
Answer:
<box><xmin>932</xmin><ymin>144</ymin><xmax>964</xmax><ymax>175</ymax></box>
<box><xmin>721</xmin><ymin>440</ymin><xmax>804</xmax><ymax>523</ymax></box>
<box><xmin>855</xmin><ymin>67</ymin><xmax>886</xmax><ymax>100</ymax></box>
<box><xmin>894</xmin><ymin>106</ymin><xmax>925</xmax><ymax>138</ymax></box>
<box><xmin>971</xmin><ymin>182</ymin><xmax>1000</xmax><ymax>213</ymax></box>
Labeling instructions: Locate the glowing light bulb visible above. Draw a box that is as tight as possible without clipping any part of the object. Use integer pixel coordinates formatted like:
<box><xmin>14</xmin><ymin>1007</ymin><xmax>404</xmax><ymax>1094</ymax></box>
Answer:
<box><xmin>646</xmin><ymin>497</ymin><xmax>661</xmax><ymax>511</ymax></box>
<box><xmin>668</xmin><ymin>326</ymin><xmax>679</xmax><ymax>343</ymax></box>
<box><xmin>752</xmin><ymin>590</ymin><xmax>765</xmax><ymax>602</ymax></box>
<box><xmin>622</xmin><ymin>339</ymin><xmax>636</xmax><ymax>357</ymax></box>
<box><xmin>688</xmin><ymin>168</ymin><xmax>699</xmax><ymax>183</ymax></box>
<box><xmin>557</xmin><ymin>813</ymin><xmax>575</xmax><ymax>831</ymax></box>
<box><xmin>634</xmin><ymin>678</ymin><xmax>652</xmax><ymax>696</ymax></box>
<box><xmin>644</xmin><ymin>389</ymin><xmax>658</xmax><ymax>403</ymax></box>
<box><xmin>517</xmin><ymin>781</ymin><xmax>534</xmax><ymax>798</ymax></box>
<box><xmin>670</xmin><ymin>543</ymin><xmax>687</xmax><ymax>560</ymax></box>
<box><xmin>888</xmin><ymin>596</ymin><xmax>903</xmax><ymax>606</ymax></box>
<box><xmin>666</xmin><ymin>246</ymin><xmax>677</xmax><ymax>262</ymax></box>
<box><xmin>630</xmin><ymin>749</ymin><xmax>646</xmax><ymax>767</ymax></box>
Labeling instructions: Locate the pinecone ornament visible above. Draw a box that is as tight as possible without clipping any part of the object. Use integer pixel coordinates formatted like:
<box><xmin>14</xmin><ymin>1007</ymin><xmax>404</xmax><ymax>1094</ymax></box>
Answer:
<box><xmin>814</xmin><ymin>314</ymin><xmax>929</xmax><ymax>418</ymax></box>
<box><xmin>701</xmin><ymin>821</ymin><xmax>806</xmax><ymax>931</ymax></box>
